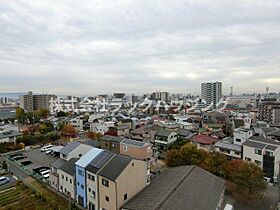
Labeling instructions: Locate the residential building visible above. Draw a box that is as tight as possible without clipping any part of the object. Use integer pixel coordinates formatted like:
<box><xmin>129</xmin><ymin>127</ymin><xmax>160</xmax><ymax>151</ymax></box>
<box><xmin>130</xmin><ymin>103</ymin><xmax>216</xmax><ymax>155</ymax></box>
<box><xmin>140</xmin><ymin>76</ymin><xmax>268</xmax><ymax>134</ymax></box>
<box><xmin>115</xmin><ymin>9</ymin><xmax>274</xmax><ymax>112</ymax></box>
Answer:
<box><xmin>19</xmin><ymin>91</ymin><xmax>56</xmax><ymax>112</ymax></box>
<box><xmin>201</xmin><ymin>81</ymin><xmax>222</xmax><ymax>109</ymax></box>
<box><xmin>122</xmin><ymin>166</ymin><xmax>225</xmax><ymax>210</ymax></box>
<box><xmin>98</xmin><ymin>154</ymin><xmax>150</xmax><ymax>210</ymax></box>
<box><xmin>243</xmin><ymin>136</ymin><xmax>280</xmax><ymax>182</ymax></box>
<box><xmin>190</xmin><ymin>134</ymin><xmax>217</xmax><ymax>152</ymax></box>
<box><xmin>258</xmin><ymin>101</ymin><xmax>280</xmax><ymax>125</ymax></box>
<box><xmin>59</xmin><ymin>141</ymin><xmax>93</xmax><ymax>161</ymax></box>
<box><xmin>0</xmin><ymin>106</ymin><xmax>17</xmax><ymax>120</ymax></box>
<box><xmin>75</xmin><ymin>147</ymin><xmax>103</xmax><ymax>207</ymax></box>
<box><xmin>100</xmin><ymin>135</ymin><xmax>123</xmax><ymax>153</ymax></box>
<box><xmin>85</xmin><ymin>151</ymin><xmax>114</xmax><ymax>210</ymax></box>
<box><xmin>120</xmin><ymin>138</ymin><xmax>153</xmax><ymax>160</ymax></box>
<box><xmin>214</xmin><ymin>138</ymin><xmax>242</xmax><ymax>159</ymax></box>
<box><xmin>50</xmin><ymin>158</ymin><xmax>67</xmax><ymax>191</ymax></box>
<box><xmin>58</xmin><ymin>158</ymin><xmax>79</xmax><ymax>199</ymax></box>
<box><xmin>151</xmin><ymin>91</ymin><xmax>170</xmax><ymax>103</ymax></box>
<box><xmin>233</xmin><ymin>128</ymin><xmax>253</xmax><ymax>145</ymax></box>
<box><xmin>154</xmin><ymin>128</ymin><xmax>177</xmax><ymax>148</ymax></box>
<box><xmin>0</xmin><ymin>130</ymin><xmax>22</xmax><ymax>143</ymax></box>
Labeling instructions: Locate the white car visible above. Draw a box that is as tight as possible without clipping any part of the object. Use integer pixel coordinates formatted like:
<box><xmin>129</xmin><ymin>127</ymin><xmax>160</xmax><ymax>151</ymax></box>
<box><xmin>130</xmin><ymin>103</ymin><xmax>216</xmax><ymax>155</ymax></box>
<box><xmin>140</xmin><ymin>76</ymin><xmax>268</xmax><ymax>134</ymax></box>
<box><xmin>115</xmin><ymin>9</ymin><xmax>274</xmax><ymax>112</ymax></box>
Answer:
<box><xmin>41</xmin><ymin>145</ymin><xmax>53</xmax><ymax>152</ymax></box>
<box><xmin>41</xmin><ymin>171</ymin><xmax>49</xmax><ymax>179</ymax></box>
<box><xmin>45</xmin><ymin>149</ymin><xmax>52</xmax><ymax>155</ymax></box>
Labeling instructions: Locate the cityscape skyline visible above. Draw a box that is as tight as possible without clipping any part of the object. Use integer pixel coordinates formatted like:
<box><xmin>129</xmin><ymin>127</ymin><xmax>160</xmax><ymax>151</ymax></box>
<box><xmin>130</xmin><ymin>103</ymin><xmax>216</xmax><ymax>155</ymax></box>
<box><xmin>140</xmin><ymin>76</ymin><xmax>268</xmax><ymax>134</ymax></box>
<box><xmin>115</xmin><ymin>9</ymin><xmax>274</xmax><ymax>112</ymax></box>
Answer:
<box><xmin>1</xmin><ymin>1</ymin><xmax>280</xmax><ymax>95</ymax></box>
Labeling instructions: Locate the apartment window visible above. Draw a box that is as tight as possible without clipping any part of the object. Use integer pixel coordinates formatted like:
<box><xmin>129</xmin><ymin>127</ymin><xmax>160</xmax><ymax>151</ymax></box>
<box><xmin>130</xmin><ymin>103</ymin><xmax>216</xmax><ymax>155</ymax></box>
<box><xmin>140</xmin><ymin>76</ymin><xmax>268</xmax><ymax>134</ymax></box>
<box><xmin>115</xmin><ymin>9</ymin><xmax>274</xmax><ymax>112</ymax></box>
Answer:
<box><xmin>112</xmin><ymin>143</ymin><xmax>115</xmax><ymax>148</ymax></box>
<box><xmin>77</xmin><ymin>182</ymin><xmax>80</xmax><ymax>186</ymax></box>
<box><xmin>265</xmin><ymin>151</ymin><xmax>273</xmax><ymax>157</ymax></box>
<box><xmin>245</xmin><ymin>157</ymin><xmax>251</xmax><ymax>161</ymax></box>
<box><xmin>105</xmin><ymin>196</ymin><xmax>109</xmax><ymax>202</ymax></box>
<box><xmin>255</xmin><ymin>149</ymin><xmax>262</xmax><ymax>155</ymax></box>
<box><xmin>70</xmin><ymin>179</ymin><xmax>72</xmax><ymax>184</ymax></box>
<box><xmin>78</xmin><ymin>169</ymin><xmax>84</xmax><ymax>176</ymax></box>
<box><xmin>124</xmin><ymin>146</ymin><xmax>128</xmax><ymax>152</ymax></box>
<box><xmin>81</xmin><ymin>184</ymin><xmax>84</xmax><ymax>189</ymax></box>
<box><xmin>88</xmin><ymin>174</ymin><xmax>95</xmax><ymax>181</ymax></box>
<box><xmin>89</xmin><ymin>188</ymin><xmax>91</xmax><ymax>192</ymax></box>
<box><xmin>124</xmin><ymin>193</ymin><xmax>128</xmax><ymax>201</ymax></box>
<box><xmin>132</xmin><ymin>162</ymin><xmax>134</xmax><ymax>167</ymax></box>
<box><xmin>60</xmin><ymin>186</ymin><xmax>62</xmax><ymax>191</ymax></box>
<box><xmin>236</xmin><ymin>138</ymin><xmax>241</xmax><ymax>142</ymax></box>
<box><xmin>62</xmin><ymin>175</ymin><xmax>64</xmax><ymax>179</ymax></box>
<box><xmin>92</xmin><ymin>191</ymin><xmax>96</xmax><ymax>199</ymax></box>
<box><xmin>102</xmin><ymin>178</ymin><xmax>109</xmax><ymax>187</ymax></box>
<box><xmin>66</xmin><ymin>177</ymin><xmax>68</xmax><ymax>182</ymax></box>
<box><xmin>255</xmin><ymin>160</ymin><xmax>262</xmax><ymax>166</ymax></box>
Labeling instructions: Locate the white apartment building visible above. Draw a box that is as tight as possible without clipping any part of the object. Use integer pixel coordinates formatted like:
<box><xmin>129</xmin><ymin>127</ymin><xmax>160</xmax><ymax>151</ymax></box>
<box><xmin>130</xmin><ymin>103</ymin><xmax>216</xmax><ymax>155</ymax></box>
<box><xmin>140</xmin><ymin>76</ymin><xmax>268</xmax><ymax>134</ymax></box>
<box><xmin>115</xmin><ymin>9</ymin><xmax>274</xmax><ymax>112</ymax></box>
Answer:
<box><xmin>201</xmin><ymin>81</ymin><xmax>222</xmax><ymax>109</ymax></box>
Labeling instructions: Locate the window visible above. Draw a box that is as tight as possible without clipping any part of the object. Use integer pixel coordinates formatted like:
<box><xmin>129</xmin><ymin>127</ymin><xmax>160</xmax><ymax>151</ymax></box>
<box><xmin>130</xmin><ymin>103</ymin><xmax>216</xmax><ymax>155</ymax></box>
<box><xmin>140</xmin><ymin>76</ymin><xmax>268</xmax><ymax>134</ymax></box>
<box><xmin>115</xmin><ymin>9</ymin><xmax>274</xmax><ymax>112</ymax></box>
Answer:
<box><xmin>112</xmin><ymin>143</ymin><xmax>115</xmax><ymax>148</ymax></box>
<box><xmin>265</xmin><ymin>151</ymin><xmax>273</xmax><ymax>157</ymax></box>
<box><xmin>78</xmin><ymin>169</ymin><xmax>84</xmax><ymax>176</ymax></box>
<box><xmin>62</xmin><ymin>175</ymin><xmax>64</xmax><ymax>179</ymax></box>
<box><xmin>79</xmin><ymin>154</ymin><xmax>82</xmax><ymax>157</ymax></box>
<box><xmin>66</xmin><ymin>177</ymin><xmax>68</xmax><ymax>182</ymax></box>
<box><xmin>255</xmin><ymin>149</ymin><xmax>262</xmax><ymax>155</ymax></box>
<box><xmin>102</xmin><ymin>178</ymin><xmax>109</xmax><ymax>187</ymax></box>
<box><xmin>92</xmin><ymin>191</ymin><xmax>96</xmax><ymax>199</ymax></box>
<box><xmin>77</xmin><ymin>182</ymin><xmax>80</xmax><ymax>186</ymax></box>
<box><xmin>124</xmin><ymin>193</ymin><xmax>128</xmax><ymax>201</ymax></box>
<box><xmin>236</xmin><ymin>138</ymin><xmax>241</xmax><ymax>142</ymax></box>
<box><xmin>105</xmin><ymin>196</ymin><xmax>109</xmax><ymax>202</ymax></box>
<box><xmin>132</xmin><ymin>162</ymin><xmax>134</xmax><ymax>167</ymax></box>
<box><xmin>255</xmin><ymin>160</ymin><xmax>262</xmax><ymax>166</ymax></box>
<box><xmin>60</xmin><ymin>186</ymin><xmax>62</xmax><ymax>191</ymax></box>
<box><xmin>70</xmin><ymin>179</ymin><xmax>72</xmax><ymax>184</ymax></box>
<box><xmin>88</xmin><ymin>174</ymin><xmax>95</xmax><ymax>181</ymax></box>
<box><xmin>245</xmin><ymin>157</ymin><xmax>251</xmax><ymax>161</ymax></box>
<box><xmin>124</xmin><ymin>146</ymin><xmax>128</xmax><ymax>152</ymax></box>
<box><xmin>89</xmin><ymin>188</ymin><xmax>91</xmax><ymax>192</ymax></box>
<box><xmin>235</xmin><ymin>151</ymin><xmax>240</xmax><ymax>155</ymax></box>
<box><xmin>81</xmin><ymin>184</ymin><xmax>84</xmax><ymax>189</ymax></box>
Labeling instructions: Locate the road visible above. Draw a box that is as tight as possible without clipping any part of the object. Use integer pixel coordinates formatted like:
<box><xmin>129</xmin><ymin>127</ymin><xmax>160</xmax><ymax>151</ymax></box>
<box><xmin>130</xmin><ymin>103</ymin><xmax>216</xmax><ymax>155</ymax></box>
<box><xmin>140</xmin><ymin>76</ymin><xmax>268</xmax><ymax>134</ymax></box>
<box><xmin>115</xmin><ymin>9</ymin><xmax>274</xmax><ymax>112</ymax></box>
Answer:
<box><xmin>224</xmin><ymin>185</ymin><xmax>279</xmax><ymax>210</ymax></box>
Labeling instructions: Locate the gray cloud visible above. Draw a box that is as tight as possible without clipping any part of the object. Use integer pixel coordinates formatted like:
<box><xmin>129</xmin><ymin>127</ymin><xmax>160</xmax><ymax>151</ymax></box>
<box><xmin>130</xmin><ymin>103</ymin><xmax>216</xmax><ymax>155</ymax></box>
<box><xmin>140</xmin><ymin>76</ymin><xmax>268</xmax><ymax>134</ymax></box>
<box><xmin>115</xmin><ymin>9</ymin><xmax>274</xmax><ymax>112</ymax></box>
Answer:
<box><xmin>0</xmin><ymin>0</ymin><xmax>280</xmax><ymax>95</ymax></box>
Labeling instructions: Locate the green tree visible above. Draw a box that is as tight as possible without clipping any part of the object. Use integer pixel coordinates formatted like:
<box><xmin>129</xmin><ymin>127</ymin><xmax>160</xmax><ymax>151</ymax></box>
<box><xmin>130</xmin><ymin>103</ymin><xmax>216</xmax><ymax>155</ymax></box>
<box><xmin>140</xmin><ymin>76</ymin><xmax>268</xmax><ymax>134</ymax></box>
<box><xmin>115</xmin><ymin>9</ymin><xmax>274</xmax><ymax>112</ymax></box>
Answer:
<box><xmin>16</xmin><ymin>108</ymin><xmax>25</xmax><ymax>123</ymax></box>
<box><xmin>35</xmin><ymin>108</ymin><xmax>49</xmax><ymax>119</ymax></box>
<box><xmin>166</xmin><ymin>149</ymin><xmax>183</xmax><ymax>167</ymax></box>
<box><xmin>1</xmin><ymin>161</ymin><xmax>8</xmax><ymax>170</ymax></box>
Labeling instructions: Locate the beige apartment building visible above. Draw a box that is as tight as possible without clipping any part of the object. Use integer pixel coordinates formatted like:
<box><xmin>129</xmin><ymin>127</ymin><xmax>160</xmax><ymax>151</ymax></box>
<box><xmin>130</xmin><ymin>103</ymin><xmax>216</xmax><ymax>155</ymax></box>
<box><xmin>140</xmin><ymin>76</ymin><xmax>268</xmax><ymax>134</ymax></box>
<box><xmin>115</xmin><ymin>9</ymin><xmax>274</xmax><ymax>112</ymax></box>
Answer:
<box><xmin>98</xmin><ymin>155</ymin><xmax>149</xmax><ymax>210</ymax></box>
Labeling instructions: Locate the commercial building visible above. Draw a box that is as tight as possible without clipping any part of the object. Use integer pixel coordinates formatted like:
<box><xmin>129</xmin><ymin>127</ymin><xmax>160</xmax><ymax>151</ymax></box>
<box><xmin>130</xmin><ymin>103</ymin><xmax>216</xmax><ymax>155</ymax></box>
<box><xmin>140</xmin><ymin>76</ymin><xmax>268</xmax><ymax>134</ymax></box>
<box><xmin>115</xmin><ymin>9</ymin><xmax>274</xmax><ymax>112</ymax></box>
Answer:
<box><xmin>19</xmin><ymin>91</ymin><xmax>56</xmax><ymax>112</ymax></box>
<box><xmin>201</xmin><ymin>81</ymin><xmax>222</xmax><ymax>109</ymax></box>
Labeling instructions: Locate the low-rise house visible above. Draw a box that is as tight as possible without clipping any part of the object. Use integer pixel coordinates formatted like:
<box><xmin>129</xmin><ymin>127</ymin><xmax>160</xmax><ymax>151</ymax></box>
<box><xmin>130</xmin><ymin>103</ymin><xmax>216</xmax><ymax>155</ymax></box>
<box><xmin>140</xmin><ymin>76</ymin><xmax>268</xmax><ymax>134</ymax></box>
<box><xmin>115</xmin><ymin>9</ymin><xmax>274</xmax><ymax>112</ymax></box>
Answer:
<box><xmin>85</xmin><ymin>151</ymin><xmax>114</xmax><ymax>210</ymax></box>
<box><xmin>154</xmin><ymin>128</ymin><xmax>177</xmax><ymax>148</ymax></box>
<box><xmin>142</xmin><ymin>125</ymin><xmax>161</xmax><ymax>142</ymax></box>
<box><xmin>214</xmin><ymin>138</ymin><xmax>242</xmax><ymax>159</ymax></box>
<box><xmin>177</xmin><ymin>129</ymin><xmax>193</xmax><ymax>140</ymax></box>
<box><xmin>243</xmin><ymin>136</ymin><xmax>280</xmax><ymax>182</ymax></box>
<box><xmin>190</xmin><ymin>134</ymin><xmax>217</xmax><ymax>152</ymax></box>
<box><xmin>100</xmin><ymin>135</ymin><xmax>123</xmax><ymax>153</ymax></box>
<box><xmin>50</xmin><ymin>158</ymin><xmax>67</xmax><ymax>191</ymax></box>
<box><xmin>267</xmin><ymin>129</ymin><xmax>280</xmax><ymax>141</ymax></box>
<box><xmin>233</xmin><ymin>128</ymin><xmax>253</xmax><ymax>145</ymax></box>
<box><xmin>120</xmin><ymin>138</ymin><xmax>153</xmax><ymax>160</ymax></box>
<box><xmin>98</xmin><ymin>154</ymin><xmax>150</xmax><ymax>210</ymax></box>
<box><xmin>59</xmin><ymin>141</ymin><xmax>93</xmax><ymax>161</ymax></box>
<box><xmin>90</xmin><ymin>123</ymin><xmax>109</xmax><ymax>135</ymax></box>
<box><xmin>75</xmin><ymin>147</ymin><xmax>103</xmax><ymax>207</ymax></box>
<box><xmin>58</xmin><ymin>158</ymin><xmax>79</xmax><ymax>199</ymax></box>
<box><xmin>117</xmin><ymin>124</ymin><xmax>130</xmax><ymax>137</ymax></box>
<box><xmin>122</xmin><ymin>166</ymin><xmax>225</xmax><ymax>210</ymax></box>
<box><xmin>0</xmin><ymin>130</ymin><xmax>22</xmax><ymax>143</ymax></box>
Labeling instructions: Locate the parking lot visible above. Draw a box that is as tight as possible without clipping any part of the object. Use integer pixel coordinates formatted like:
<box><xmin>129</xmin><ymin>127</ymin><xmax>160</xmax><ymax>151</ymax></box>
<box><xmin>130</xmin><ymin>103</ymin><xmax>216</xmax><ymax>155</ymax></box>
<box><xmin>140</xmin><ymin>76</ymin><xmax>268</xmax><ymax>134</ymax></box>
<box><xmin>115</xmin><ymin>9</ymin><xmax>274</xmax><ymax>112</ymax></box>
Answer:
<box><xmin>0</xmin><ymin>175</ymin><xmax>17</xmax><ymax>191</ymax></box>
<box><xmin>6</xmin><ymin>147</ymin><xmax>59</xmax><ymax>180</ymax></box>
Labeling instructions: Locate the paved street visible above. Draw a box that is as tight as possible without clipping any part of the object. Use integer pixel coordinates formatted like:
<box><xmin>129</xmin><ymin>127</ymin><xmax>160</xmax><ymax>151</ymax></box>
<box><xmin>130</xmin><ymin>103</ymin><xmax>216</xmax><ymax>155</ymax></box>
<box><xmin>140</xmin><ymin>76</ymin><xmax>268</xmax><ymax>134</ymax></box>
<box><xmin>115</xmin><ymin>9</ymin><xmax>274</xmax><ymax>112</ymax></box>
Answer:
<box><xmin>224</xmin><ymin>185</ymin><xmax>279</xmax><ymax>210</ymax></box>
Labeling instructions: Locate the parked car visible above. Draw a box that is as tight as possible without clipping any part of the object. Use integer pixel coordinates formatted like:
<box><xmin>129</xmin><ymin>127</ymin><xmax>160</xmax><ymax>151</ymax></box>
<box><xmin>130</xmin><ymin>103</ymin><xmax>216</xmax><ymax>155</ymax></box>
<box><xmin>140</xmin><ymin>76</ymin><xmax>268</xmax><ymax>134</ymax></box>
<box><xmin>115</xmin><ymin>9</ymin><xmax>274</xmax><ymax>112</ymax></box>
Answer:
<box><xmin>41</xmin><ymin>145</ymin><xmax>53</xmax><ymax>152</ymax></box>
<box><xmin>45</xmin><ymin>150</ymin><xmax>52</xmax><ymax>155</ymax></box>
<box><xmin>0</xmin><ymin>177</ymin><xmax>10</xmax><ymax>186</ymax></box>
<box><xmin>40</xmin><ymin>170</ymin><xmax>50</xmax><ymax>179</ymax></box>
<box><xmin>9</xmin><ymin>153</ymin><xmax>23</xmax><ymax>158</ymax></box>
<box><xmin>33</xmin><ymin>166</ymin><xmax>50</xmax><ymax>174</ymax></box>
<box><xmin>13</xmin><ymin>156</ymin><xmax>26</xmax><ymax>161</ymax></box>
<box><xmin>21</xmin><ymin>160</ymin><xmax>33</xmax><ymax>166</ymax></box>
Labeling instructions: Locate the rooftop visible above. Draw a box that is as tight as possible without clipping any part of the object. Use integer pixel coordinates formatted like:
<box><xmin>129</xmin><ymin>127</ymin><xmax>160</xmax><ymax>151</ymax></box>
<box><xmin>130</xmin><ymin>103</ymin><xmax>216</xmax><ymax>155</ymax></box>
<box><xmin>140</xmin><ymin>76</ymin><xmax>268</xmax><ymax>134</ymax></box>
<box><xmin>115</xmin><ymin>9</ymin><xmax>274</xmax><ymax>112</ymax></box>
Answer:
<box><xmin>101</xmin><ymin>135</ymin><xmax>123</xmax><ymax>143</ymax></box>
<box><xmin>86</xmin><ymin>150</ymin><xmax>114</xmax><ymax>174</ymax></box>
<box><xmin>60</xmin><ymin>158</ymin><xmax>79</xmax><ymax>176</ymax></box>
<box><xmin>98</xmin><ymin>154</ymin><xmax>132</xmax><ymax>181</ymax></box>
<box><xmin>123</xmin><ymin>166</ymin><xmax>225</xmax><ymax>210</ymax></box>
<box><xmin>75</xmin><ymin>147</ymin><xmax>103</xmax><ymax>168</ymax></box>
<box><xmin>243</xmin><ymin>140</ymin><xmax>267</xmax><ymax>149</ymax></box>
<box><xmin>192</xmin><ymin>134</ymin><xmax>217</xmax><ymax>145</ymax></box>
<box><xmin>121</xmin><ymin>138</ymin><xmax>151</xmax><ymax>147</ymax></box>
<box><xmin>59</xmin><ymin>141</ymin><xmax>81</xmax><ymax>156</ymax></box>
<box><xmin>0</xmin><ymin>130</ymin><xmax>22</xmax><ymax>139</ymax></box>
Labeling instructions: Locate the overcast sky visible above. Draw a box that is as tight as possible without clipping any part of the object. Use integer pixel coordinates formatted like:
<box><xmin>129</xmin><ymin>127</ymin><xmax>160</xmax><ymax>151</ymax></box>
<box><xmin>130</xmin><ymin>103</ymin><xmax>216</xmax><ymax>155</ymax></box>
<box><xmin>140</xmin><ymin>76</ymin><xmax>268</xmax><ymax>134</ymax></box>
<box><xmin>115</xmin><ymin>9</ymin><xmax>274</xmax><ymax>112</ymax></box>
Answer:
<box><xmin>0</xmin><ymin>0</ymin><xmax>280</xmax><ymax>95</ymax></box>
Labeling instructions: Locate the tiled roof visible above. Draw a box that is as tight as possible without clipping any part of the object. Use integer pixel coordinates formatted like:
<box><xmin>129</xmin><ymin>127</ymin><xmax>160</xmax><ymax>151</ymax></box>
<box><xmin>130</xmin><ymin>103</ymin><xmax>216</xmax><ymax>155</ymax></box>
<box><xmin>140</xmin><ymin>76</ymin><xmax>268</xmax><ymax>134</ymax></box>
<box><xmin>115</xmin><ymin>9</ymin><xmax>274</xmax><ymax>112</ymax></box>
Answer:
<box><xmin>86</xmin><ymin>150</ymin><xmax>114</xmax><ymax>174</ymax></box>
<box><xmin>192</xmin><ymin>135</ymin><xmax>217</xmax><ymax>145</ymax></box>
<box><xmin>123</xmin><ymin>166</ymin><xmax>225</xmax><ymax>210</ymax></box>
<box><xmin>98</xmin><ymin>154</ymin><xmax>132</xmax><ymax>181</ymax></box>
<box><xmin>243</xmin><ymin>140</ymin><xmax>267</xmax><ymax>149</ymax></box>
<box><xmin>60</xmin><ymin>158</ymin><xmax>79</xmax><ymax>176</ymax></box>
<box><xmin>59</xmin><ymin>141</ymin><xmax>81</xmax><ymax>156</ymax></box>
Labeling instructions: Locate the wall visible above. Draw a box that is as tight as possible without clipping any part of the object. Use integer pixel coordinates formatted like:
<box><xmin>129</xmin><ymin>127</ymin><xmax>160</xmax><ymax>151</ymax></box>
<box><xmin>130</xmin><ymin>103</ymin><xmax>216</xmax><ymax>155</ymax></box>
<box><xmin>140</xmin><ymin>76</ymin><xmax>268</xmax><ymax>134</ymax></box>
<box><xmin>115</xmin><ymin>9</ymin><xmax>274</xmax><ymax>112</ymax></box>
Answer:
<box><xmin>58</xmin><ymin>170</ymin><xmax>75</xmax><ymax>199</ymax></box>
